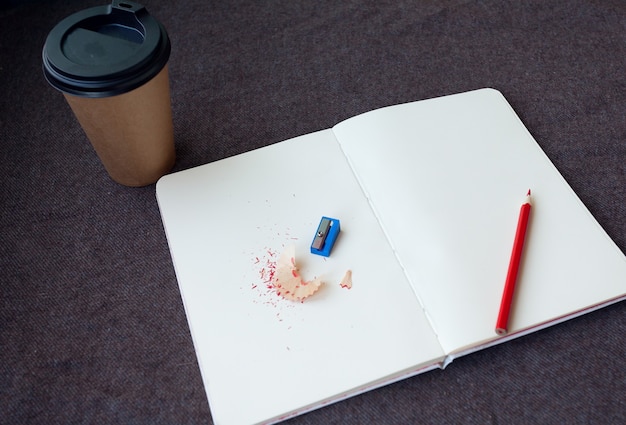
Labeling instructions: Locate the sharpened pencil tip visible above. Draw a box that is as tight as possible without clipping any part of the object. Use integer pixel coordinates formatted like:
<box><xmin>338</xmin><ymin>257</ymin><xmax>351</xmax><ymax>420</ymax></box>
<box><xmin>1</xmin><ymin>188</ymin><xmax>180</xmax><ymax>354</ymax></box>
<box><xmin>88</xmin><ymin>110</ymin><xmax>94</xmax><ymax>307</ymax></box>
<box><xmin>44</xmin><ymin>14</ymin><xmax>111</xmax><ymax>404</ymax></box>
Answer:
<box><xmin>527</xmin><ymin>189</ymin><xmax>531</xmax><ymax>196</ymax></box>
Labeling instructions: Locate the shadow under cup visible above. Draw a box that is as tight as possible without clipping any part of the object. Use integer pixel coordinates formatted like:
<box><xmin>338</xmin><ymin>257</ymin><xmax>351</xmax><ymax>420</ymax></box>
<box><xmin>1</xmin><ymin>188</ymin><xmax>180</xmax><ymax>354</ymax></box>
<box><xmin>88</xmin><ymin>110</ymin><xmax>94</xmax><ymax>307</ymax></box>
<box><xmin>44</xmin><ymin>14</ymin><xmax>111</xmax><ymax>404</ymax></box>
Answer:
<box><xmin>42</xmin><ymin>0</ymin><xmax>174</xmax><ymax>187</ymax></box>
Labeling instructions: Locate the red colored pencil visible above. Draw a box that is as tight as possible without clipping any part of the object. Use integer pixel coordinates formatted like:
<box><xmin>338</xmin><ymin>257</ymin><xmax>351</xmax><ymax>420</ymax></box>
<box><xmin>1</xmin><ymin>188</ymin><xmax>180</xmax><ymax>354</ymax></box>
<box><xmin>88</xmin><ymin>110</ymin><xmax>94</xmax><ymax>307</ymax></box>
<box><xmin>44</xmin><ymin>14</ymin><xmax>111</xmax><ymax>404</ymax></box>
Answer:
<box><xmin>496</xmin><ymin>190</ymin><xmax>532</xmax><ymax>335</ymax></box>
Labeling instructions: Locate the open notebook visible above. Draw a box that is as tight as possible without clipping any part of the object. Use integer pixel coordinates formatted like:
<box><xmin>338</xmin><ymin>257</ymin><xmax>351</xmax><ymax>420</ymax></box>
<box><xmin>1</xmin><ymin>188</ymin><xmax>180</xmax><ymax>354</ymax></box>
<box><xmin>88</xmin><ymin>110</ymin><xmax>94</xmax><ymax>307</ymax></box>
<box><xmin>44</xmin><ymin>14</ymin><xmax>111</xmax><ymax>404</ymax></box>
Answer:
<box><xmin>156</xmin><ymin>88</ymin><xmax>626</xmax><ymax>425</ymax></box>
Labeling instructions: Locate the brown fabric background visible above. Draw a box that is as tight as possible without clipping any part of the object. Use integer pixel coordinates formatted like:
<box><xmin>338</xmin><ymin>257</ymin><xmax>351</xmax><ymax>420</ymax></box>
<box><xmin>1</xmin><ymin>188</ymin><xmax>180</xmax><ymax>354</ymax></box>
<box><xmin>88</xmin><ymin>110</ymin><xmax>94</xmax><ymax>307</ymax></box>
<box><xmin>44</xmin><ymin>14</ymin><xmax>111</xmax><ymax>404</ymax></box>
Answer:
<box><xmin>1</xmin><ymin>0</ymin><xmax>625</xmax><ymax>423</ymax></box>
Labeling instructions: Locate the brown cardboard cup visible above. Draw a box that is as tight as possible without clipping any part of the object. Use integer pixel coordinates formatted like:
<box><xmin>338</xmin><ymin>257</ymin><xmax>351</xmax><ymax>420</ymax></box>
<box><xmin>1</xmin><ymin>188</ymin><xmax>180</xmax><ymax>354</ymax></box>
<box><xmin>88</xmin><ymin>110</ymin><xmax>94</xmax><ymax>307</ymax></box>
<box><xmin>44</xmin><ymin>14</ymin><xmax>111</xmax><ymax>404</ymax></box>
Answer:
<box><xmin>42</xmin><ymin>1</ymin><xmax>174</xmax><ymax>186</ymax></box>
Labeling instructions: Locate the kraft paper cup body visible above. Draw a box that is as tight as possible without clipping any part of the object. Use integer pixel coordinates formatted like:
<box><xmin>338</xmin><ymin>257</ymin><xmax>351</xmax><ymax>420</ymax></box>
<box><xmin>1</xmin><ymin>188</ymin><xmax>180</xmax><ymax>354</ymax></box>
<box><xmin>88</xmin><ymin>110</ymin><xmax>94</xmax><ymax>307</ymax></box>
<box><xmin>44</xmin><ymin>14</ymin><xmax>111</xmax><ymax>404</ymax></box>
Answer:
<box><xmin>63</xmin><ymin>66</ymin><xmax>174</xmax><ymax>187</ymax></box>
<box><xmin>42</xmin><ymin>1</ymin><xmax>174</xmax><ymax>187</ymax></box>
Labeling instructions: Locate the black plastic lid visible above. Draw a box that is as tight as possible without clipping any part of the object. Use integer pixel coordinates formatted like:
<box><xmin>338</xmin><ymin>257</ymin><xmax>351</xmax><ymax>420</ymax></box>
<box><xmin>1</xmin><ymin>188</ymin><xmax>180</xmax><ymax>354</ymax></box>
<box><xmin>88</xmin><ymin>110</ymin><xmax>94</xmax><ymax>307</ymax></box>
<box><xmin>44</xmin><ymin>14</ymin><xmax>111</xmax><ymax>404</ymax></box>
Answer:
<box><xmin>42</xmin><ymin>0</ymin><xmax>170</xmax><ymax>97</ymax></box>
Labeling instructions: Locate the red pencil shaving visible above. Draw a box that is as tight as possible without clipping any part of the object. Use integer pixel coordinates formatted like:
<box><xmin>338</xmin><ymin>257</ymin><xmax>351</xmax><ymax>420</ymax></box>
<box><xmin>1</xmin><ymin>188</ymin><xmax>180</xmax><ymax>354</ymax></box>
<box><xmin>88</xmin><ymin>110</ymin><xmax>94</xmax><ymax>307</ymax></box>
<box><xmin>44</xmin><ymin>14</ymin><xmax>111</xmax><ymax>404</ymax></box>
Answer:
<box><xmin>496</xmin><ymin>189</ymin><xmax>532</xmax><ymax>336</ymax></box>
<box><xmin>339</xmin><ymin>270</ymin><xmax>353</xmax><ymax>289</ymax></box>
<box><xmin>272</xmin><ymin>245</ymin><xmax>322</xmax><ymax>302</ymax></box>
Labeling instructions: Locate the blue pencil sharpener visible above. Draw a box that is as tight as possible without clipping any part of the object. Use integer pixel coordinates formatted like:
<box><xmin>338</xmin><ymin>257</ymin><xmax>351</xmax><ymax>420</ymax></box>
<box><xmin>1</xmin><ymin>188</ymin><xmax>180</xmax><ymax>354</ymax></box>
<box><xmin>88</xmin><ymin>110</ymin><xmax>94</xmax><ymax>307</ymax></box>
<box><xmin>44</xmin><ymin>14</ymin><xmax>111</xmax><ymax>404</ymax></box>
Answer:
<box><xmin>310</xmin><ymin>216</ymin><xmax>340</xmax><ymax>257</ymax></box>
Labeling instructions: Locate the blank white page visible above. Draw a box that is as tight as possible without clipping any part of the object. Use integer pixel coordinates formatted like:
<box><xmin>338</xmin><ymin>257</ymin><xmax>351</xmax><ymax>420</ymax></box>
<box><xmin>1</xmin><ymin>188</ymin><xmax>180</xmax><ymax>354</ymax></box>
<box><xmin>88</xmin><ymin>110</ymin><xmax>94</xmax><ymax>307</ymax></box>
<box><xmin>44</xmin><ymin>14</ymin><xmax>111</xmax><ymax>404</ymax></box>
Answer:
<box><xmin>333</xmin><ymin>88</ymin><xmax>626</xmax><ymax>354</ymax></box>
<box><xmin>157</xmin><ymin>130</ymin><xmax>444</xmax><ymax>425</ymax></box>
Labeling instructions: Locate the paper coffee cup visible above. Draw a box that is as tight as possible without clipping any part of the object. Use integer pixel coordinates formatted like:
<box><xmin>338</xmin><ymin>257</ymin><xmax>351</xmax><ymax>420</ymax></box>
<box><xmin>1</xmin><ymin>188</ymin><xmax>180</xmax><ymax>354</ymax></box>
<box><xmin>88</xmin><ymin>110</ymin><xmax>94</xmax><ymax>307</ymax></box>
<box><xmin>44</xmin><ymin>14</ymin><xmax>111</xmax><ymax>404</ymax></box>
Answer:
<box><xmin>42</xmin><ymin>0</ymin><xmax>174</xmax><ymax>187</ymax></box>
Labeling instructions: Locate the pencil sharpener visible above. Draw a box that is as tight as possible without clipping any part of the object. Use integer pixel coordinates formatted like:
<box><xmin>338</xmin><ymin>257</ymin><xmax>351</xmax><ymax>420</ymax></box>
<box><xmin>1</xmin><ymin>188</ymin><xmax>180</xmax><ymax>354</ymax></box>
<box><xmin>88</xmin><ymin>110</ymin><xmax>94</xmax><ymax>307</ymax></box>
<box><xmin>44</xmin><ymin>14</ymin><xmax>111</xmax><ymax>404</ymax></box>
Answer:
<box><xmin>310</xmin><ymin>217</ymin><xmax>340</xmax><ymax>257</ymax></box>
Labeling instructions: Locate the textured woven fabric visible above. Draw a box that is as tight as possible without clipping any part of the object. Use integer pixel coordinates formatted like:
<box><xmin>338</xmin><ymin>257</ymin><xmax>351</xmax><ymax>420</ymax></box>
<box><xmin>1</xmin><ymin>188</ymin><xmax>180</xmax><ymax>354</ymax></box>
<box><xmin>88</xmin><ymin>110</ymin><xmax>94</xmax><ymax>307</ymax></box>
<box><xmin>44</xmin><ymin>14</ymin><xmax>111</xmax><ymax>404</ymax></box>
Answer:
<box><xmin>1</xmin><ymin>0</ymin><xmax>625</xmax><ymax>424</ymax></box>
